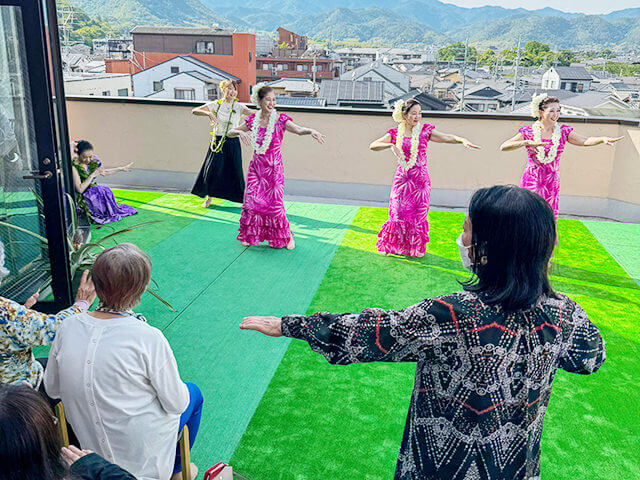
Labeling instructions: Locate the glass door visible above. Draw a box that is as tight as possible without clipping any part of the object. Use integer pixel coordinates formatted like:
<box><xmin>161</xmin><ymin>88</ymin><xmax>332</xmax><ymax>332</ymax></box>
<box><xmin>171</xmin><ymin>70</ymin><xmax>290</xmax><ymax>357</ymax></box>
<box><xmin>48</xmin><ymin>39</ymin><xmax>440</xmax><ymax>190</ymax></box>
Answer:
<box><xmin>0</xmin><ymin>0</ymin><xmax>72</xmax><ymax>311</ymax></box>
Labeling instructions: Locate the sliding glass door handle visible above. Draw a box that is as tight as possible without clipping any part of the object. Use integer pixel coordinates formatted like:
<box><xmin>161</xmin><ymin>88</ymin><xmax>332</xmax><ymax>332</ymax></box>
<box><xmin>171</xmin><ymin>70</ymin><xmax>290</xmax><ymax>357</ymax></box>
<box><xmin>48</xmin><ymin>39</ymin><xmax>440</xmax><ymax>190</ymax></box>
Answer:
<box><xmin>23</xmin><ymin>170</ymin><xmax>53</xmax><ymax>180</ymax></box>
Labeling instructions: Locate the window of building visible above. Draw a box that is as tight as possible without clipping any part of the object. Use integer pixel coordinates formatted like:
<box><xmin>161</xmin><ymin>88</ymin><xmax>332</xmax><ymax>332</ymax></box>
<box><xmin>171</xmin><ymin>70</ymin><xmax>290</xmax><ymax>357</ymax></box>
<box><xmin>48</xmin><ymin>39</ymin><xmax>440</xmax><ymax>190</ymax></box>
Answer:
<box><xmin>296</xmin><ymin>64</ymin><xmax>308</xmax><ymax>71</ymax></box>
<box><xmin>261</xmin><ymin>63</ymin><xmax>273</xmax><ymax>70</ymax></box>
<box><xmin>249</xmin><ymin>52</ymin><xmax>252</xmax><ymax>63</ymax></box>
<box><xmin>560</xmin><ymin>81</ymin><xmax>567</xmax><ymax>89</ymax></box>
<box><xmin>196</xmin><ymin>41</ymin><xmax>215</xmax><ymax>54</ymax></box>
<box><xmin>101</xmin><ymin>91</ymin><xmax>110</xmax><ymax>96</ymax></box>
<box><xmin>153</xmin><ymin>81</ymin><xmax>163</xmax><ymax>92</ymax></box>
<box><xmin>171</xmin><ymin>66</ymin><xmax>179</xmax><ymax>74</ymax></box>
<box><xmin>276</xmin><ymin>64</ymin><xmax>289</xmax><ymax>71</ymax></box>
<box><xmin>312</xmin><ymin>65</ymin><xmax>322</xmax><ymax>72</ymax></box>
<box><xmin>174</xmin><ymin>88</ymin><xmax>195</xmax><ymax>100</ymax></box>
<box><xmin>117</xmin><ymin>88</ymin><xmax>128</xmax><ymax>96</ymax></box>
<box><xmin>577</xmin><ymin>83</ymin><xmax>584</xmax><ymax>93</ymax></box>
<box><xmin>208</xmin><ymin>86</ymin><xmax>218</xmax><ymax>100</ymax></box>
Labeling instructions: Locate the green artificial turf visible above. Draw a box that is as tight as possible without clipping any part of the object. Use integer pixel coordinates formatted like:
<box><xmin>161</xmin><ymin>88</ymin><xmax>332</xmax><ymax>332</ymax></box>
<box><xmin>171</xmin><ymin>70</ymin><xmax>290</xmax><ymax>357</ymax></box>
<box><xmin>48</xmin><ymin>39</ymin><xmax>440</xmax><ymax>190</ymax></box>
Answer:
<box><xmin>35</xmin><ymin>189</ymin><xmax>638</xmax><ymax>479</ymax></box>
<box><xmin>230</xmin><ymin>213</ymin><xmax>640</xmax><ymax>480</ymax></box>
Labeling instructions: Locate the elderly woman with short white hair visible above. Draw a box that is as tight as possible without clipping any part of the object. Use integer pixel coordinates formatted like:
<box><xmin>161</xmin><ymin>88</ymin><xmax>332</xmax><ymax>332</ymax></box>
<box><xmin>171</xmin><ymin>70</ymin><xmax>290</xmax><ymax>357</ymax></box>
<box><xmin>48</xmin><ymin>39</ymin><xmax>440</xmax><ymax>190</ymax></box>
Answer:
<box><xmin>44</xmin><ymin>243</ymin><xmax>203</xmax><ymax>480</ymax></box>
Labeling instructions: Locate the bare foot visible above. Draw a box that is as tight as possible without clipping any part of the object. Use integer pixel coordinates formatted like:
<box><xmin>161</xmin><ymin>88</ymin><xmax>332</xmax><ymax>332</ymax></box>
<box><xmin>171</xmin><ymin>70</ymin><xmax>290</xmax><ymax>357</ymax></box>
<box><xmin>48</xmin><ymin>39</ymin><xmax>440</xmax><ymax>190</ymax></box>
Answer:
<box><xmin>201</xmin><ymin>197</ymin><xmax>212</xmax><ymax>208</ymax></box>
<box><xmin>241</xmin><ymin>241</ymin><xmax>250</xmax><ymax>247</ymax></box>
<box><xmin>286</xmin><ymin>237</ymin><xmax>295</xmax><ymax>250</ymax></box>
<box><xmin>170</xmin><ymin>463</ymin><xmax>198</xmax><ymax>480</ymax></box>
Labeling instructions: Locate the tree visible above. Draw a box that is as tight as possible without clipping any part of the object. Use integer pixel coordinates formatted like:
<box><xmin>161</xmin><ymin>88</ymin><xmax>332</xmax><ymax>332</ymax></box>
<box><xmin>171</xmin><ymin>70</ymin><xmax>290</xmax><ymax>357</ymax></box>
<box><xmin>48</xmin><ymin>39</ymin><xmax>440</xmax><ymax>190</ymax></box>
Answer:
<box><xmin>522</xmin><ymin>41</ymin><xmax>553</xmax><ymax>67</ymax></box>
<box><xmin>599</xmin><ymin>48</ymin><xmax>616</xmax><ymax>59</ymax></box>
<box><xmin>477</xmin><ymin>49</ymin><xmax>496</xmax><ymax>67</ymax></box>
<box><xmin>556</xmin><ymin>50</ymin><xmax>577</xmax><ymax>66</ymax></box>
<box><xmin>438</xmin><ymin>42</ymin><xmax>478</xmax><ymax>63</ymax></box>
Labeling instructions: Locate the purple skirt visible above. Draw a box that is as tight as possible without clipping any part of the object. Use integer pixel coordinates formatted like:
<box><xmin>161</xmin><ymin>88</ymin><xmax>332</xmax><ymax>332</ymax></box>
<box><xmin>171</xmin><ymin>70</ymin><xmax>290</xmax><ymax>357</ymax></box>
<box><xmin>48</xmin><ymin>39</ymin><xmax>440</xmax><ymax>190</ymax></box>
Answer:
<box><xmin>83</xmin><ymin>185</ymin><xmax>137</xmax><ymax>224</ymax></box>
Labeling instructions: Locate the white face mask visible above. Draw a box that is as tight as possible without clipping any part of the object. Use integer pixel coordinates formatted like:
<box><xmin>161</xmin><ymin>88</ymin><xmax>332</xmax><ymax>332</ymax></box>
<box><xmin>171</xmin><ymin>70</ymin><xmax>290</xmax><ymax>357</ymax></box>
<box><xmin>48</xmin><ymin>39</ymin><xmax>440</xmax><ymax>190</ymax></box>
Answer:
<box><xmin>456</xmin><ymin>233</ymin><xmax>473</xmax><ymax>271</ymax></box>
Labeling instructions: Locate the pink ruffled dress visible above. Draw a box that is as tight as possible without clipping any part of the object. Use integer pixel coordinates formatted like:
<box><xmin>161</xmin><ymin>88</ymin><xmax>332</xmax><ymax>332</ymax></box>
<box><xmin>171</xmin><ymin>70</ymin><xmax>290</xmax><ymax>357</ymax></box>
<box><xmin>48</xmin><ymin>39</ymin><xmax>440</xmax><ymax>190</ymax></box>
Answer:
<box><xmin>518</xmin><ymin>124</ymin><xmax>573</xmax><ymax>219</ymax></box>
<box><xmin>237</xmin><ymin>112</ymin><xmax>293</xmax><ymax>248</ymax></box>
<box><xmin>377</xmin><ymin>123</ymin><xmax>435</xmax><ymax>257</ymax></box>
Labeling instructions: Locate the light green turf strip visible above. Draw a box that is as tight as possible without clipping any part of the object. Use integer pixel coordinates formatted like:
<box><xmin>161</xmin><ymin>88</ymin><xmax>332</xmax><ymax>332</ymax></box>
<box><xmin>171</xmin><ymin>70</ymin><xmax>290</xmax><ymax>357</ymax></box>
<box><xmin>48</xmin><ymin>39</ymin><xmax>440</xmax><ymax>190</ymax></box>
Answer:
<box><xmin>161</xmin><ymin>202</ymin><xmax>358</xmax><ymax>468</ymax></box>
<box><xmin>581</xmin><ymin>220</ymin><xmax>640</xmax><ymax>287</ymax></box>
<box><xmin>231</xmin><ymin>212</ymin><xmax>640</xmax><ymax>480</ymax></box>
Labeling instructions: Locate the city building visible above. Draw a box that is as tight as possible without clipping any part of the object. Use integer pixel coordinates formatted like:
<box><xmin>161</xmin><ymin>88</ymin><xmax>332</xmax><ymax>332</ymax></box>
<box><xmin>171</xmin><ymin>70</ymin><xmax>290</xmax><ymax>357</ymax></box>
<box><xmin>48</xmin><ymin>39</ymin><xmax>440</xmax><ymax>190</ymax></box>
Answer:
<box><xmin>542</xmin><ymin>66</ymin><xmax>593</xmax><ymax>93</ymax></box>
<box><xmin>64</xmin><ymin>73</ymin><xmax>131</xmax><ymax>97</ymax></box>
<box><xmin>318</xmin><ymin>79</ymin><xmax>385</xmax><ymax>108</ymax></box>
<box><xmin>105</xmin><ymin>26</ymin><xmax>256</xmax><ymax>102</ymax></box>
<box><xmin>340</xmin><ymin>61</ymin><xmax>410</xmax><ymax>104</ymax></box>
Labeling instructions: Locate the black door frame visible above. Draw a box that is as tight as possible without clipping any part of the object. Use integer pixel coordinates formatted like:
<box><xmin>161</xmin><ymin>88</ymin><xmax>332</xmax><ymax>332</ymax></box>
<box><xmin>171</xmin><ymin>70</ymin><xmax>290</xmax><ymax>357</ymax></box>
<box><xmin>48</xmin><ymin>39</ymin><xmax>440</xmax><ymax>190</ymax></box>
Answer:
<box><xmin>1</xmin><ymin>0</ymin><xmax>73</xmax><ymax>311</ymax></box>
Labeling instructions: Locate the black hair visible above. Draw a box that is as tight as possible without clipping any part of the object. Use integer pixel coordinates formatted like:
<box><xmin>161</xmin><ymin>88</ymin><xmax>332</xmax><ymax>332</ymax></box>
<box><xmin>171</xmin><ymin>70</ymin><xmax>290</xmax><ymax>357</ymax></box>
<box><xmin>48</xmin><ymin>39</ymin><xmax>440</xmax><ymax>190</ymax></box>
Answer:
<box><xmin>461</xmin><ymin>185</ymin><xmax>557</xmax><ymax>311</ymax></box>
<box><xmin>76</xmin><ymin>140</ymin><xmax>93</xmax><ymax>157</ymax></box>
<box><xmin>0</xmin><ymin>384</ymin><xmax>67</xmax><ymax>480</ymax></box>
<box><xmin>257</xmin><ymin>85</ymin><xmax>274</xmax><ymax>101</ymax></box>
<box><xmin>402</xmin><ymin>99</ymin><xmax>421</xmax><ymax>115</ymax></box>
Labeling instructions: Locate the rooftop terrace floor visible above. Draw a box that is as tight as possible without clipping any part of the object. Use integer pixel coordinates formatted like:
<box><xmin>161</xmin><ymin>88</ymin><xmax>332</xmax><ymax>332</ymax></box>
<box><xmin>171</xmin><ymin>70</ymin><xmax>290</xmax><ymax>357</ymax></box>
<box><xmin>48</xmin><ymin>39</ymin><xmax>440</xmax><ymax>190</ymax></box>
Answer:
<box><xmin>78</xmin><ymin>190</ymin><xmax>640</xmax><ymax>479</ymax></box>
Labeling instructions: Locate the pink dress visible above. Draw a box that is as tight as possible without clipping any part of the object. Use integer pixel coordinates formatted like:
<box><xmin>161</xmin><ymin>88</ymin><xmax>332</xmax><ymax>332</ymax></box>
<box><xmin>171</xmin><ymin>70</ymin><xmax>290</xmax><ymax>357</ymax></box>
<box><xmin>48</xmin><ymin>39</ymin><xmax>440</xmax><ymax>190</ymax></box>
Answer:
<box><xmin>518</xmin><ymin>124</ymin><xmax>573</xmax><ymax>219</ymax></box>
<box><xmin>377</xmin><ymin>124</ymin><xmax>435</xmax><ymax>256</ymax></box>
<box><xmin>237</xmin><ymin>112</ymin><xmax>293</xmax><ymax>248</ymax></box>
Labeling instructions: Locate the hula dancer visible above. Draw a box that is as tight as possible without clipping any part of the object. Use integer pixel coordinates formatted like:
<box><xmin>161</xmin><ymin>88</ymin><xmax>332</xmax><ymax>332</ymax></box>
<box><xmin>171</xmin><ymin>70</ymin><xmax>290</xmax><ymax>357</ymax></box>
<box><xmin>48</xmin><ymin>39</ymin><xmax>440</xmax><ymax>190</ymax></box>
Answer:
<box><xmin>500</xmin><ymin>93</ymin><xmax>623</xmax><ymax>219</ymax></box>
<box><xmin>369</xmin><ymin>99</ymin><xmax>480</xmax><ymax>257</ymax></box>
<box><xmin>191</xmin><ymin>80</ymin><xmax>253</xmax><ymax>207</ymax></box>
<box><xmin>71</xmin><ymin>140</ymin><xmax>137</xmax><ymax>225</ymax></box>
<box><xmin>227</xmin><ymin>84</ymin><xmax>325</xmax><ymax>250</ymax></box>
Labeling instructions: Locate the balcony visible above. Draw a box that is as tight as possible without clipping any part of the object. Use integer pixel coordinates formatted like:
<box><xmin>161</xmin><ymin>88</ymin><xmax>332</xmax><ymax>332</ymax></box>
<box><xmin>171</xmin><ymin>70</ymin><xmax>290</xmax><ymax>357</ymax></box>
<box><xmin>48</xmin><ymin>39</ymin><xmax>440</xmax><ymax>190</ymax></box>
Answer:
<box><xmin>61</xmin><ymin>95</ymin><xmax>640</xmax><ymax>479</ymax></box>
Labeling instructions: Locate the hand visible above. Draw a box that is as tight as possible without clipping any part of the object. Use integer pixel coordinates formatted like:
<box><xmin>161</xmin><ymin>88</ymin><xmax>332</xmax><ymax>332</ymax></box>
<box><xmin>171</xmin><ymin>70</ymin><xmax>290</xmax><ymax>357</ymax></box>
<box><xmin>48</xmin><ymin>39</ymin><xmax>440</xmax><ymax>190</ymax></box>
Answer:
<box><xmin>24</xmin><ymin>291</ymin><xmax>39</xmax><ymax>308</ymax></box>
<box><xmin>461</xmin><ymin>139</ymin><xmax>481</xmax><ymax>150</ymax></box>
<box><xmin>61</xmin><ymin>445</ymin><xmax>93</xmax><ymax>467</ymax></box>
<box><xmin>391</xmin><ymin>144</ymin><xmax>404</xmax><ymax>161</ymax></box>
<box><xmin>74</xmin><ymin>270</ymin><xmax>96</xmax><ymax>305</ymax></box>
<box><xmin>209</xmin><ymin>113</ymin><xmax>218</xmax><ymax>123</ymax></box>
<box><xmin>238</xmin><ymin>130</ymin><xmax>251</xmax><ymax>147</ymax></box>
<box><xmin>21</xmin><ymin>380</ymin><xmax>34</xmax><ymax>388</ymax></box>
<box><xmin>522</xmin><ymin>140</ymin><xmax>545</xmax><ymax>148</ymax></box>
<box><xmin>239</xmin><ymin>316</ymin><xmax>283</xmax><ymax>337</ymax></box>
<box><xmin>603</xmin><ymin>136</ymin><xmax>623</xmax><ymax>146</ymax></box>
<box><xmin>120</xmin><ymin>162</ymin><xmax>134</xmax><ymax>172</ymax></box>
<box><xmin>311</xmin><ymin>130</ymin><xmax>325</xmax><ymax>144</ymax></box>
<box><xmin>95</xmin><ymin>167</ymin><xmax>106</xmax><ymax>177</ymax></box>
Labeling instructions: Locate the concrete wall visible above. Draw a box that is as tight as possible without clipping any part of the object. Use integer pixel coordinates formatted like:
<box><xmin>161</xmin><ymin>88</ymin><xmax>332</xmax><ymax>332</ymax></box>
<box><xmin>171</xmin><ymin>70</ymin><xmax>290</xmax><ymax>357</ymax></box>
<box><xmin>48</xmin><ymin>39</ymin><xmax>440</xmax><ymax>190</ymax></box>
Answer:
<box><xmin>65</xmin><ymin>96</ymin><xmax>640</xmax><ymax>222</ymax></box>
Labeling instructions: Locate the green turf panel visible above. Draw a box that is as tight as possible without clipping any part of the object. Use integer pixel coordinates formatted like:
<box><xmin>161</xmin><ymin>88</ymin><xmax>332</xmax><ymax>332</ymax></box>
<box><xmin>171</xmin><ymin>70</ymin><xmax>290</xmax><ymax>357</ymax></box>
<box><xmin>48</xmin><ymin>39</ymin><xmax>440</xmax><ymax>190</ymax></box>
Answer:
<box><xmin>581</xmin><ymin>220</ymin><xmax>640</xmax><ymax>287</ymax></box>
<box><xmin>161</xmin><ymin>202</ymin><xmax>359</xmax><ymax>467</ymax></box>
<box><xmin>231</xmin><ymin>212</ymin><xmax>640</xmax><ymax>480</ymax></box>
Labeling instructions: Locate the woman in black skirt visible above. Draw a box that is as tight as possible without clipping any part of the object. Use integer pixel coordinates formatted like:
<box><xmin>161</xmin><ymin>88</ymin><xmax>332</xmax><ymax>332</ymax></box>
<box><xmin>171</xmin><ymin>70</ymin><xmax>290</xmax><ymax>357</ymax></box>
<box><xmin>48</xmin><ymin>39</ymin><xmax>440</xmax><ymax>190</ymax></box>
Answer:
<box><xmin>191</xmin><ymin>80</ymin><xmax>254</xmax><ymax>206</ymax></box>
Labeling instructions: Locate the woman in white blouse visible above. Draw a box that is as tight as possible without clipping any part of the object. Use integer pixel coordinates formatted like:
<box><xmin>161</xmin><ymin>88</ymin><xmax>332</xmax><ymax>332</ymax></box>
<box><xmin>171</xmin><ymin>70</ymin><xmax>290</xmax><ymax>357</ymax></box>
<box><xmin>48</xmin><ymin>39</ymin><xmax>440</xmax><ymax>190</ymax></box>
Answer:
<box><xmin>44</xmin><ymin>244</ymin><xmax>203</xmax><ymax>480</ymax></box>
<box><xmin>191</xmin><ymin>80</ymin><xmax>254</xmax><ymax>207</ymax></box>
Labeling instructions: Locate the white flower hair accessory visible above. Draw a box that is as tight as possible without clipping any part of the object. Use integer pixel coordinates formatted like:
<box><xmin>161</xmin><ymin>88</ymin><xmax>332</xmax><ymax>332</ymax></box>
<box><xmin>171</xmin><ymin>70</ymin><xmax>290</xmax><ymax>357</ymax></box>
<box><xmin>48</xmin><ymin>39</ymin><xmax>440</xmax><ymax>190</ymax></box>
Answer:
<box><xmin>530</xmin><ymin>93</ymin><xmax>548</xmax><ymax>119</ymax></box>
<box><xmin>250</xmin><ymin>82</ymin><xmax>268</xmax><ymax>106</ymax></box>
<box><xmin>392</xmin><ymin>100</ymin><xmax>404</xmax><ymax>123</ymax></box>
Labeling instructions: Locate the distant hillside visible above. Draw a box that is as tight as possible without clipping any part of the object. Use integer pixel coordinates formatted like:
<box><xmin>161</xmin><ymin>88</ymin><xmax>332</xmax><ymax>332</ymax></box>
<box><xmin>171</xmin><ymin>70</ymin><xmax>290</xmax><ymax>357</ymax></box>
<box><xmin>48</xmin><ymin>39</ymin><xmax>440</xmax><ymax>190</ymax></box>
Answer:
<box><xmin>70</xmin><ymin>0</ymin><xmax>230</xmax><ymax>30</ymax></box>
<box><xmin>57</xmin><ymin>0</ymin><xmax>119</xmax><ymax>44</ymax></box>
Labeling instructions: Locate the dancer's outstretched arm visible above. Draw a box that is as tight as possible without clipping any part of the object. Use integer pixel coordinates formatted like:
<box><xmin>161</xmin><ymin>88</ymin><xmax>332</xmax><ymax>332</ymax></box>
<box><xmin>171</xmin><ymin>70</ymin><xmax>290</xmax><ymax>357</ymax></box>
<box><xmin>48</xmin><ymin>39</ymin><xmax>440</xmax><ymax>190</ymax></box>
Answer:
<box><xmin>285</xmin><ymin>121</ymin><xmax>325</xmax><ymax>144</ymax></box>
<box><xmin>431</xmin><ymin>130</ymin><xmax>481</xmax><ymax>149</ymax></box>
<box><xmin>242</xmin><ymin>105</ymin><xmax>256</xmax><ymax>115</ymax></box>
<box><xmin>568</xmin><ymin>131</ymin><xmax>623</xmax><ymax>147</ymax></box>
<box><xmin>191</xmin><ymin>104</ymin><xmax>216</xmax><ymax>122</ymax></box>
<box><xmin>227</xmin><ymin>124</ymin><xmax>251</xmax><ymax>146</ymax></box>
<box><xmin>369</xmin><ymin>133</ymin><xmax>393</xmax><ymax>151</ymax></box>
<box><xmin>500</xmin><ymin>133</ymin><xmax>544</xmax><ymax>151</ymax></box>
<box><xmin>99</xmin><ymin>163</ymin><xmax>134</xmax><ymax>175</ymax></box>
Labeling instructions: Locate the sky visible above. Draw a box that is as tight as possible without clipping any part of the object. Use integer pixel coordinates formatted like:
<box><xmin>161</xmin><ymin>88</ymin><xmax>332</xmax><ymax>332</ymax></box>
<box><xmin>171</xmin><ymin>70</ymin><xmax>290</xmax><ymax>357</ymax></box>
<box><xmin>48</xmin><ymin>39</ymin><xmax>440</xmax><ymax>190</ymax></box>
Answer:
<box><xmin>442</xmin><ymin>0</ymin><xmax>638</xmax><ymax>14</ymax></box>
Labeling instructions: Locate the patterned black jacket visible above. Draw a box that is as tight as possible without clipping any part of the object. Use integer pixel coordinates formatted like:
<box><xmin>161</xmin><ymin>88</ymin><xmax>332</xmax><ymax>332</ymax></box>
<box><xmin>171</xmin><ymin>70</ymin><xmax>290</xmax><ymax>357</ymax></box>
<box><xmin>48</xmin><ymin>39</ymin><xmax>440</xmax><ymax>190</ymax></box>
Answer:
<box><xmin>282</xmin><ymin>292</ymin><xmax>606</xmax><ymax>480</ymax></box>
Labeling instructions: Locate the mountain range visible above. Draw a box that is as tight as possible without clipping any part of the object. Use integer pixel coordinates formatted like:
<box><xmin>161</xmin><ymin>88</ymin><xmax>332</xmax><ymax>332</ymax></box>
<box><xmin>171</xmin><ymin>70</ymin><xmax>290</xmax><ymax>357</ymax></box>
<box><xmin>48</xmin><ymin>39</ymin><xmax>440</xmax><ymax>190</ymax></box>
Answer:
<box><xmin>68</xmin><ymin>0</ymin><xmax>640</xmax><ymax>50</ymax></box>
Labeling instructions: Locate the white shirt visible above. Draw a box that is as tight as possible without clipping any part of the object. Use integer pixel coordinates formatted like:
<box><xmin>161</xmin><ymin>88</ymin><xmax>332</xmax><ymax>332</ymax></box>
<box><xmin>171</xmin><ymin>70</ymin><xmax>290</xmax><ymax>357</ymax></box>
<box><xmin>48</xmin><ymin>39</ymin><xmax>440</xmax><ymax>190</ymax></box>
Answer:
<box><xmin>206</xmin><ymin>99</ymin><xmax>245</xmax><ymax>135</ymax></box>
<box><xmin>44</xmin><ymin>313</ymin><xmax>189</xmax><ymax>480</ymax></box>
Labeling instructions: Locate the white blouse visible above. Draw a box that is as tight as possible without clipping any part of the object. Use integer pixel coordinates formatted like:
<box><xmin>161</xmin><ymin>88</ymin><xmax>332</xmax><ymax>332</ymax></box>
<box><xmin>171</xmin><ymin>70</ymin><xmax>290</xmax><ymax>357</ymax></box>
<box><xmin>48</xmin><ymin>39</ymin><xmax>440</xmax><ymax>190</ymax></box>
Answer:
<box><xmin>44</xmin><ymin>313</ymin><xmax>189</xmax><ymax>480</ymax></box>
<box><xmin>207</xmin><ymin>99</ymin><xmax>245</xmax><ymax>136</ymax></box>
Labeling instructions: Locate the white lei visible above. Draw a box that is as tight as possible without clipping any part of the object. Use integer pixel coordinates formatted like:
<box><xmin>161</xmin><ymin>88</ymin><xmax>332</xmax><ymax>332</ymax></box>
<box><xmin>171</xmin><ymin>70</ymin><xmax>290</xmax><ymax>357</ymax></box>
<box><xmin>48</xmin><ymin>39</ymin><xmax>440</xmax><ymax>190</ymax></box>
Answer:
<box><xmin>395</xmin><ymin>122</ymin><xmax>421</xmax><ymax>171</ymax></box>
<box><xmin>532</xmin><ymin>121</ymin><xmax>561</xmax><ymax>164</ymax></box>
<box><xmin>251</xmin><ymin>109</ymin><xmax>278</xmax><ymax>155</ymax></box>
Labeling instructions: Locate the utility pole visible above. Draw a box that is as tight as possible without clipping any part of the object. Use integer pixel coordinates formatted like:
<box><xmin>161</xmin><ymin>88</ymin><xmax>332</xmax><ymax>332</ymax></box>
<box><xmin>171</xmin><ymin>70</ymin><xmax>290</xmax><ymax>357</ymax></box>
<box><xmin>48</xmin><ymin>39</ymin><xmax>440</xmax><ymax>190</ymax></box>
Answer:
<box><xmin>430</xmin><ymin>49</ymin><xmax>438</xmax><ymax>93</ymax></box>
<box><xmin>460</xmin><ymin>38</ymin><xmax>469</xmax><ymax>112</ymax></box>
<box><xmin>511</xmin><ymin>37</ymin><xmax>521</xmax><ymax>112</ymax></box>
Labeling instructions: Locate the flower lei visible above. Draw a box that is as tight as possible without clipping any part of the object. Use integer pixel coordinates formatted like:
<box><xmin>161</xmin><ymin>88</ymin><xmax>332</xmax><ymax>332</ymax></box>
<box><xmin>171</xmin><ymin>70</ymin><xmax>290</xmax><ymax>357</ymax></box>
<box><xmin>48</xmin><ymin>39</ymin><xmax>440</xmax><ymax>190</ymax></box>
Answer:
<box><xmin>532</xmin><ymin>120</ymin><xmax>561</xmax><ymax>164</ymax></box>
<box><xmin>210</xmin><ymin>98</ymin><xmax>238</xmax><ymax>153</ymax></box>
<box><xmin>395</xmin><ymin>122</ymin><xmax>421</xmax><ymax>171</ymax></box>
<box><xmin>251</xmin><ymin>108</ymin><xmax>278</xmax><ymax>155</ymax></box>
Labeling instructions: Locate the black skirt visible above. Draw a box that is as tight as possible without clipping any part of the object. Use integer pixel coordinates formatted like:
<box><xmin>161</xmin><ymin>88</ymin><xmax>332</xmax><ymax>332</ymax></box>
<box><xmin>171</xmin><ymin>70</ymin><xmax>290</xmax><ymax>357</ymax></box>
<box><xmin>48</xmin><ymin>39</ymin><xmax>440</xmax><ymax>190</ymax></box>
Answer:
<box><xmin>191</xmin><ymin>136</ymin><xmax>245</xmax><ymax>203</ymax></box>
